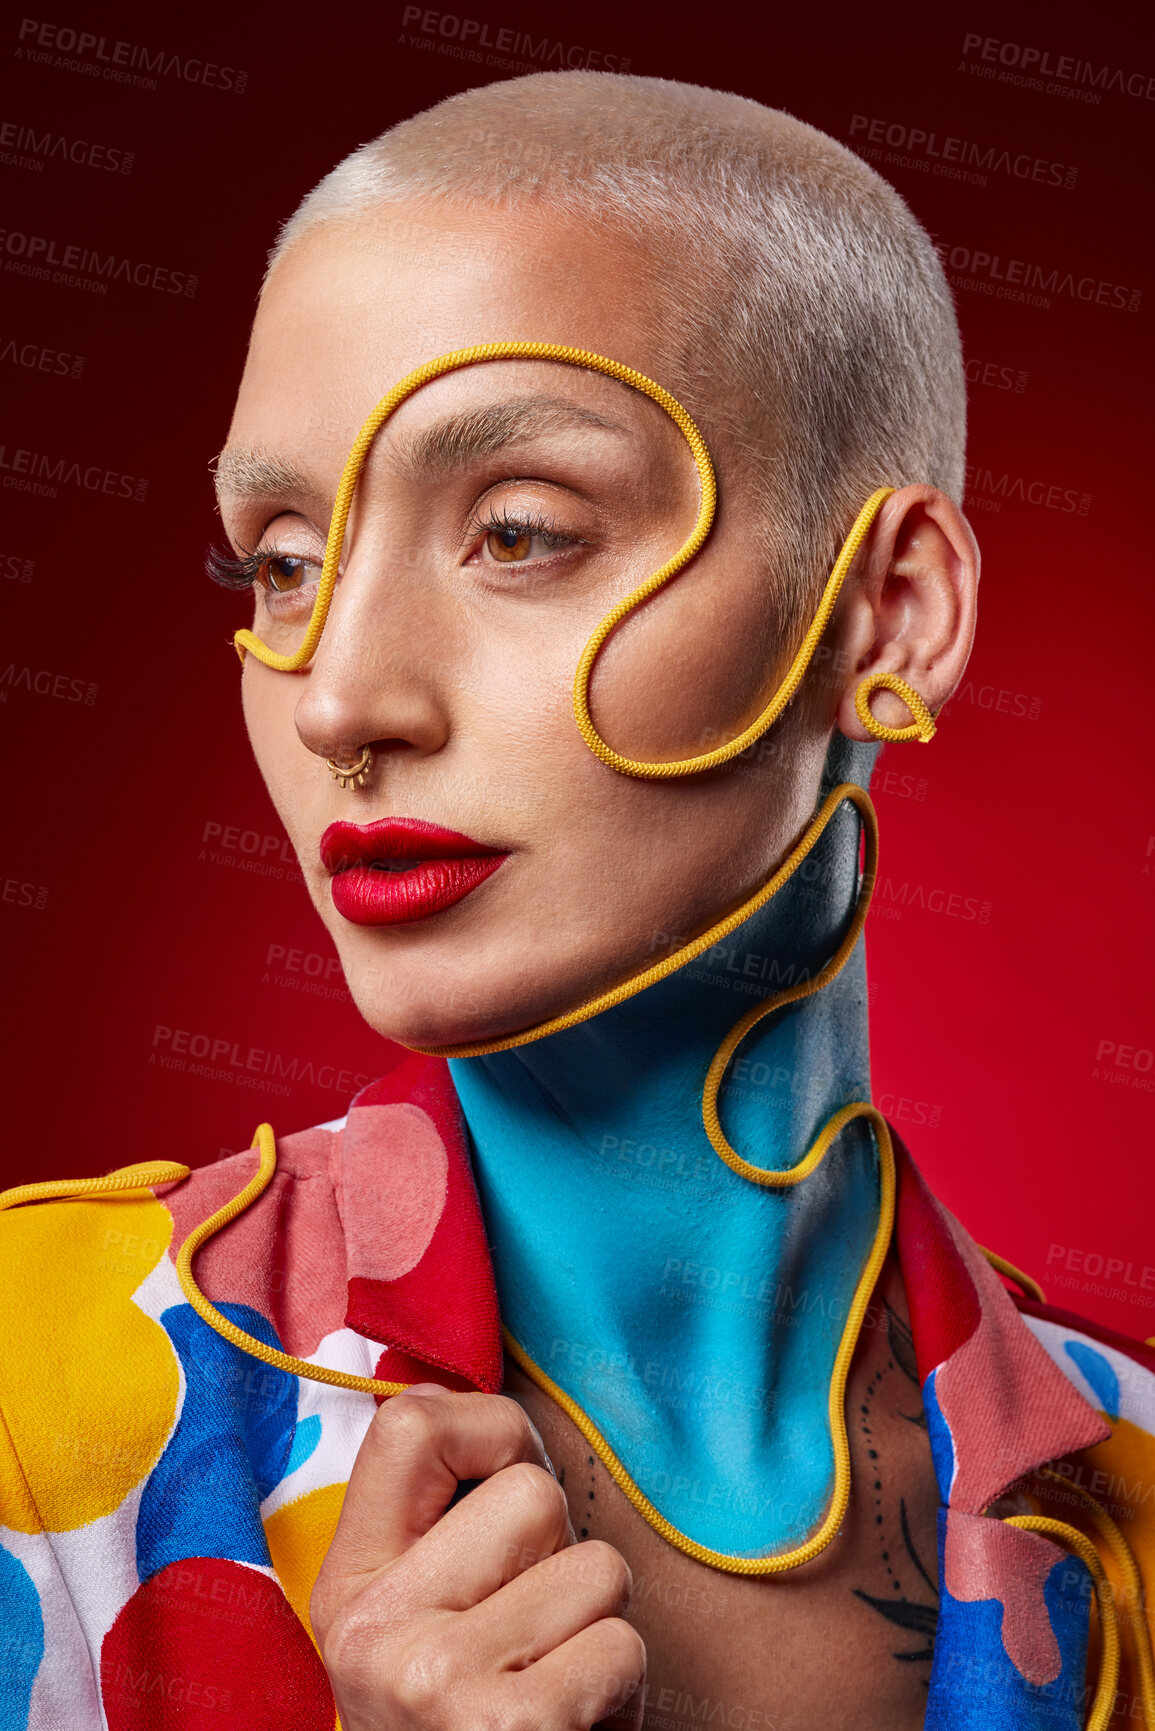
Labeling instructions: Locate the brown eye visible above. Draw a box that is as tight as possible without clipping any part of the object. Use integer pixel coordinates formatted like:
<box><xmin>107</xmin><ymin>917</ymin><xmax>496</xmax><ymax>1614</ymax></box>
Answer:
<box><xmin>263</xmin><ymin>555</ymin><xmax>311</xmax><ymax>592</ymax></box>
<box><xmin>486</xmin><ymin>526</ymin><xmax>532</xmax><ymax>563</ymax></box>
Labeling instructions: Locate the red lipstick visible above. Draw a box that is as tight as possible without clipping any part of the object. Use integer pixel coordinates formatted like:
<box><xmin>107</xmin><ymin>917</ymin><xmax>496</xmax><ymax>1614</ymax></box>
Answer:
<box><xmin>320</xmin><ymin>818</ymin><xmax>509</xmax><ymax>926</ymax></box>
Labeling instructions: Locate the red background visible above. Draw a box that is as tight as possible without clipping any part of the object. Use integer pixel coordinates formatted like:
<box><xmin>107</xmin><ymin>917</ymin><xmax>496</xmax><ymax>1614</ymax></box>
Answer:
<box><xmin>2</xmin><ymin>0</ymin><xmax>1152</xmax><ymax>1339</ymax></box>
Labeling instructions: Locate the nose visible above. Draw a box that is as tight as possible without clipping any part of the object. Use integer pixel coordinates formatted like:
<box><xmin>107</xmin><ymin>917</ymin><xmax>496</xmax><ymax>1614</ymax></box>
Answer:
<box><xmin>292</xmin><ymin>544</ymin><xmax>455</xmax><ymax>768</ymax></box>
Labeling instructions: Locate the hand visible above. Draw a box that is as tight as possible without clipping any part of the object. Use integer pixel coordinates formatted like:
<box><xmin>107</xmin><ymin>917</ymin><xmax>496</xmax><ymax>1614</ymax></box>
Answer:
<box><xmin>311</xmin><ymin>1385</ymin><xmax>646</xmax><ymax>1730</ymax></box>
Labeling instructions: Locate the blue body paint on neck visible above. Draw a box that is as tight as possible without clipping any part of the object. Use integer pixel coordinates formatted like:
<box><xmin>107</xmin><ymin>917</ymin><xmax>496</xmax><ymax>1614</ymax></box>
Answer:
<box><xmin>450</xmin><ymin>741</ymin><xmax>882</xmax><ymax>1559</ymax></box>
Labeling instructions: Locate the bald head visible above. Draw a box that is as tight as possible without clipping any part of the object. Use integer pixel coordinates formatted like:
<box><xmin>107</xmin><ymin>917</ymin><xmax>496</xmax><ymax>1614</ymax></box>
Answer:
<box><xmin>267</xmin><ymin>73</ymin><xmax>964</xmax><ymax>632</ymax></box>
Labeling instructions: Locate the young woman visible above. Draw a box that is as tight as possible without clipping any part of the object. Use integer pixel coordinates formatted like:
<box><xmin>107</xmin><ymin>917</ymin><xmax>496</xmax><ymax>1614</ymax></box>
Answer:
<box><xmin>2</xmin><ymin>71</ymin><xmax>1150</xmax><ymax>1731</ymax></box>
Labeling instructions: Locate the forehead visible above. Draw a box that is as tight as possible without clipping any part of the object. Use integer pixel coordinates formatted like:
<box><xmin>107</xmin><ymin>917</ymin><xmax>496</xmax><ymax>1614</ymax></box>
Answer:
<box><xmin>230</xmin><ymin>201</ymin><xmax>694</xmax><ymax>450</ymax></box>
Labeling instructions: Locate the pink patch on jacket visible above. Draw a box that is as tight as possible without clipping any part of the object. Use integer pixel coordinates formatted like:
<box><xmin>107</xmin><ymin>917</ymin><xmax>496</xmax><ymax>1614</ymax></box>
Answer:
<box><xmin>335</xmin><ymin>1103</ymin><xmax>448</xmax><ymax>1282</ymax></box>
<box><xmin>162</xmin><ymin>1126</ymin><xmax>347</xmax><ymax>1358</ymax></box>
<box><xmin>943</xmin><ymin>1508</ymin><xmax>1063</xmax><ymax>1685</ymax></box>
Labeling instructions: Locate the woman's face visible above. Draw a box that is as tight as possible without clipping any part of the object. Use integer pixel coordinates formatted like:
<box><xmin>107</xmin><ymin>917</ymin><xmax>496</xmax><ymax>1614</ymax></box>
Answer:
<box><xmin>218</xmin><ymin>200</ymin><xmax>836</xmax><ymax>1047</ymax></box>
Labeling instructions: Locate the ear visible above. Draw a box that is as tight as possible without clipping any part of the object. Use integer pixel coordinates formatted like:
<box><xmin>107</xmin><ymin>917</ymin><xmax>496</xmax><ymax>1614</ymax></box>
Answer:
<box><xmin>833</xmin><ymin>485</ymin><xmax>979</xmax><ymax>742</ymax></box>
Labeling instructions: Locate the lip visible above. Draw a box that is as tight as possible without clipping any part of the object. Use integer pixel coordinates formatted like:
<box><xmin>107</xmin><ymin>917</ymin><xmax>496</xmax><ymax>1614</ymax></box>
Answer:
<box><xmin>320</xmin><ymin>817</ymin><xmax>509</xmax><ymax>926</ymax></box>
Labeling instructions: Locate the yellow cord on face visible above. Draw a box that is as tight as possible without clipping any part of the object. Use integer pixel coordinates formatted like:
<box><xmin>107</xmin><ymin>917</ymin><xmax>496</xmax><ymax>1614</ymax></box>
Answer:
<box><xmin>1006</xmin><ymin>1515</ymin><xmax>1121</xmax><ymax>1731</ymax></box>
<box><xmin>574</xmin><ymin>485</ymin><xmax>893</xmax><ymax>776</ymax></box>
<box><xmin>233</xmin><ymin>343</ymin><xmax>716</xmax><ymax>674</ymax></box>
<box><xmin>232</xmin><ymin>341</ymin><xmax>901</xmax><ymax>778</ymax></box>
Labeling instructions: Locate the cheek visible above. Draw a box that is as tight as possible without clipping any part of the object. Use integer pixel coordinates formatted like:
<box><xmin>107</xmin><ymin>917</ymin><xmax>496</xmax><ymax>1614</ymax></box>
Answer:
<box><xmin>581</xmin><ymin>556</ymin><xmax>780</xmax><ymax>764</ymax></box>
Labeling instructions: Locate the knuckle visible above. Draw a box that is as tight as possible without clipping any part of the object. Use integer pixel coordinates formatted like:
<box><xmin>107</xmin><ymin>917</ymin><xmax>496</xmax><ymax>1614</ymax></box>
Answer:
<box><xmin>600</xmin><ymin>1616</ymin><xmax>646</xmax><ymax>1678</ymax></box>
<box><xmin>390</xmin><ymin>1635</ymin><xmax>455</xmax><ymax>1717</ymax></box>
<box><xmin>308</xmin><ymin>1565</ymin><xmax>338</xmax><ymax>1641</ymax></box>
<box><xmin>370</xmin><ymin>1390</ymin><xmax>443</xmax><ymax>1454</ymax></box>
<box><xmin>574</xmin><ymin>1540</ymin><xmax>632</xmax><ymax>1607</ymax></box>
<box><xmin>316</xmin><ymin>1602</ymin><xmax>374</xmax><ymax>1688</ymax></box>
<box><xmin>501</xmin><ymin>1459</ymin><xmax>567</xmax><ymax>1528</ymax></box>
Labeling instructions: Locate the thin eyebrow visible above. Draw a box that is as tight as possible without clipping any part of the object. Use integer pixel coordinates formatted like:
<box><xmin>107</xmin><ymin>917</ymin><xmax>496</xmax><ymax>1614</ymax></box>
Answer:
<box><xmin>212</xmin><ymin>394</ymin><xmax>630</xmax><ymax>505</ymax></box>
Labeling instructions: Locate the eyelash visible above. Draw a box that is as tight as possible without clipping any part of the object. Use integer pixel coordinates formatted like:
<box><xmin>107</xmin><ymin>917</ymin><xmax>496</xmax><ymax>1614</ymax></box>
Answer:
<box><xmin>464</xmin><ymin>506</ymin><xmax>576</xmax><ymax>554</ymax></box>
<box><xmin>205</xmin><ymin>543</ymin><xmax>284</xmax><ymax>592</ymax></box>
<box><xmin>204</xmin><ymin>509</ymin><xmax>579</xmax><ymax>593</ymax></box>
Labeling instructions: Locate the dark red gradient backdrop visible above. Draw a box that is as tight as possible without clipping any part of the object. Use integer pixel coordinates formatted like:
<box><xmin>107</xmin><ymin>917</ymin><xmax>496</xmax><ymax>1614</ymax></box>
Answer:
<box><xmin>2</xmin><ymin>0</ymin><xmax>1152</xmax><ymax>1338</ymax></box>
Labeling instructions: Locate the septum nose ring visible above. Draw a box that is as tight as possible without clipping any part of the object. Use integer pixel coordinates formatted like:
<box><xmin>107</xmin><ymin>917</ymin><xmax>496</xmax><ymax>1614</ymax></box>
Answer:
<box><xmin>326</xmin><ymin>746</ymin><xmax>373</xmax><ymax>790</ymax></box>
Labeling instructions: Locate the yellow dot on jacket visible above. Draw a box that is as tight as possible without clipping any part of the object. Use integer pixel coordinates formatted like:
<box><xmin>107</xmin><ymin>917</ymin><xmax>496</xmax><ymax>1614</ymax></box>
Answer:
<box><xmin>0</xmin><ymin>1195</ymin><xmax>179</xmax><ymax>1532</ymax></box>
<box><xmin>265</xmin><ymin>1481</ymin><xmax>347</xmax><ymax>1646</ymax></box>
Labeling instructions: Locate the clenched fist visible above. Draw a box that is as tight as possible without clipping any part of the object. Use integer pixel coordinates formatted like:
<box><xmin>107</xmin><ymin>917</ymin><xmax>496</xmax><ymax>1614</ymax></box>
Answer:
<box><xmin>311</xmin><ymin>1385</ymin><xmax>646</xmax><ymax>1730</ymax></box>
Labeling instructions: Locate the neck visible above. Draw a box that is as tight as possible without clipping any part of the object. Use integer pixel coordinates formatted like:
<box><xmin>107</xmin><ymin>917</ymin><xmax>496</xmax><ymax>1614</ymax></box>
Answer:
<box><xmin>450</xmin><ymin>737</ymin><xmax>884</xmax><ymax>1562</ymax></box>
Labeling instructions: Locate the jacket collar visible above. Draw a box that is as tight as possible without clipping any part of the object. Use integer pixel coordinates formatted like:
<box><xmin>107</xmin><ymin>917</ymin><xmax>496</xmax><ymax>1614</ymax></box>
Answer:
<box><xmin>327</xmin><ymin>1059</ymin><xmax>1109</xmax><ymax>1498</ymax></box>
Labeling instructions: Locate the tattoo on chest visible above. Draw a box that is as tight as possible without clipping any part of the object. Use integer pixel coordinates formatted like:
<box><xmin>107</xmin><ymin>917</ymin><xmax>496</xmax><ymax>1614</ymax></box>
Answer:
<box><xmin>851</xmin><ymin>1301</ymin><xmax>939</xmax><ymax>1671</ymax></box>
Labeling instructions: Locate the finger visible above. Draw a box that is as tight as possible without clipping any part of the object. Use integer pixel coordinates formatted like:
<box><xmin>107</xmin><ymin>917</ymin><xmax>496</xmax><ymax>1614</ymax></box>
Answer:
<box><xmin>513</xmin><ymin>1617</ymin><xmax>646</xmax><ymax>1731</ymax></box>
<box><xmin>354</xmin><ymin>1457</ymin><xmax>574</xmax><ymax>1624</ymax></box>
<box><xmin>323</xmin><ymin>1387</ymin><xmax>550</xmax><ymax>1579</ymax></box>
<box><xmin>463</xmin><ymin>1541</ymin><xmax>631</xmax><ymax>1669</ymax></box>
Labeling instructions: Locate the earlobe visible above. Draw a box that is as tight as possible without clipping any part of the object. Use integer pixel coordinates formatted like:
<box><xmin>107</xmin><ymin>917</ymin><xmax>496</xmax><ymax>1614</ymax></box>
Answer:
<box><xmin>834</xmin><ymin>486</ymin><xmax>979</xmax><ymax>745</ymax></box>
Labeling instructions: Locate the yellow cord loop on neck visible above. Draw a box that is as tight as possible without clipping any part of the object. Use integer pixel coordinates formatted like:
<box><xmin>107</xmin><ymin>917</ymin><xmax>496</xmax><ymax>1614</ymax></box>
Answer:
<box><xmin>702</xmin><ymin>785</ymin><xmax>876</xmax><ymax>1174</ymax></box>
<box><xmin>506</xmin><ymin>1104</ymin><xmax>896</xmax><ymax>1576</ymax></box>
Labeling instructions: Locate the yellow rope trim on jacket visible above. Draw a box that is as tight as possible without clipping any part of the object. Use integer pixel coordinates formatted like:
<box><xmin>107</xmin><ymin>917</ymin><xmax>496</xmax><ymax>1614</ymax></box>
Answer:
<box><xmin>233</xmin><ymin>343</ymin><xmax>716</xmax><ymax>677</ymax></box>
<box><xmin>413</xmin><ymin>781</ymin><xmax>873</xmax><ymax>1059</ymax></box>
<box><xmin>0</xmin><ymin>1163</ymin><xmax>190</xmax><ymax>1211</ymax></box>
<box><xmin>173</xmin><ymin>1124</ymin><xmax>408</xmax><ymax>1398</ymax></box>
<box><xmin>506</xmin><ymin>1106</ymin><xmax>896</xmax><ymax>1575</ymax></box>
<box><xmin>1033</xmin><ymin>1469</ymin><xmax>1155</xmax><ymax>1730</ymax></box>
<box><xmin>1006</xmin><ymin>1515</ymin><xmax>1120</xmax><ymax>1731</ymax></box>
<box><xmin>980</xmin><ymin>1246</ymin><xmax>1046</xmax><ymax>1304</ymax></box>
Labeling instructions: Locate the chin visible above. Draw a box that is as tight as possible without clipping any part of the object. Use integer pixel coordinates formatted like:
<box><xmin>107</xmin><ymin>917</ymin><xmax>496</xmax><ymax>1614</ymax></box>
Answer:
<box><xmin>341</xmin><ymin>957</ymin><xmax>508</xmax><ymax>1051</ymax></box>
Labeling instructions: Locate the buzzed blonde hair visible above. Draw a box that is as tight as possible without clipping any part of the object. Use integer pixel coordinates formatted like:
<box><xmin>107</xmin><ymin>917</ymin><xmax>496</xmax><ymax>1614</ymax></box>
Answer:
<box><xmin>270</xmin><ymin>72</ymin><xmax>965</xmax><ymax>637</ymax></box>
